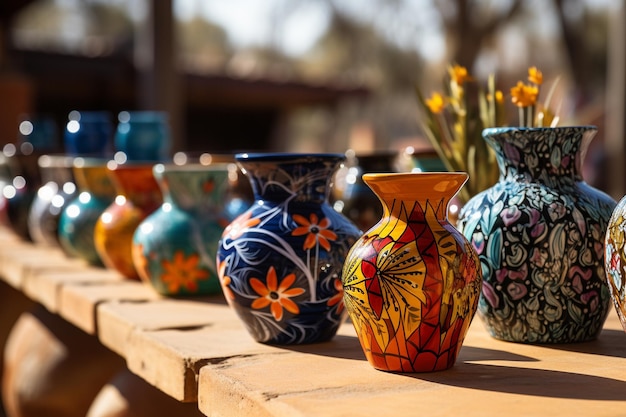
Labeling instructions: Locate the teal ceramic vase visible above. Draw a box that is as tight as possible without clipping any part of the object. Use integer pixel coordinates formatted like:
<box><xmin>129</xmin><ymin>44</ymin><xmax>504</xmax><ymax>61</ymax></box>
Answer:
<box><xmin>58</xmin><ymin>159</ymin><xmax>116</xmax><ymax>265</ymax></box>
<box><xmin>114</xmin><ymin>111</ymin><xmax>170</xmax><ymax>161</ymax></box>
<box><xmin>457</xmin><ymin>126</ymin><xmax>617</xmax><ymax>343</ymax></box>
<box><xmin>132</xmin><ymin>163</ymin><xmax>232</xmax><ymax>296</ymax></box>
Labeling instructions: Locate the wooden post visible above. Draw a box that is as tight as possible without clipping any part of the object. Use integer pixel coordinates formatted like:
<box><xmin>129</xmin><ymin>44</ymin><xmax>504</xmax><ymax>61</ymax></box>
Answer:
<box><xmin>605</xmin><ymin>0</ymin><xmax>626</xmax><ymax>199</ymax></box>
<box><xmin>134</xmin><ymin>0</ymin><xmax>184</xmax><ymax>153</ymax></box>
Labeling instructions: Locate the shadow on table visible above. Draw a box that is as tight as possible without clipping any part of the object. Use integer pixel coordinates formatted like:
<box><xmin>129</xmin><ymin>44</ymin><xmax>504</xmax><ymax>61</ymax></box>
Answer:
<box><xmin>283</xmin><ymin>336</ymin><xmax>539</xmax><ymax>363</ymax></box>
<box><xmin>535</xmin><ymin>329</ymin><xmax>626</xmax><ymax>359</ymax></box>
<box><xmin>415</xmin><ymin>362</ymin><xmax>626</xmax><ymax>401</ymax></box>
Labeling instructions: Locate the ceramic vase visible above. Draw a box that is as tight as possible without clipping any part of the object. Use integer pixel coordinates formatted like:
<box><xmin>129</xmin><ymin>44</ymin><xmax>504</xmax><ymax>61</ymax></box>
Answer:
<box><xmin>342</xmin><ymin>172</ymin><xmax>481</xmax><ymax>372</ymax></box>
<box><xmin>58</xmin><ymin>159</ymin><xmax>116</xmax><ymax>266</ymax></box>
<box><xmin>133</xmin><ymin>163</ymin><xmax>232</xmax><ymax>296</ymax></box>
<box><xmin>457</xmin><ymin>126</ymin><xmax>617</xmax><ymax>343</ymax></box>
<box><xmin>334</xmin><ymin>151</ymin><xmax>398</xmax><ymax>232</ymax></box>
<box><xmin>604</xmin><ymin>197</ymin><xmax>626</xmax><ymax>331</ymax></box>
<box><xmin>2</xmin><ymin>145</ymin><xmax>42</xmax><ymax>241</ymax></box>
<box><xmin>217</xmin><ymin>153</ymin><xmax>361</xmax><ymax>345</ymax></box>
<box><xmin>94</xmin><ymin>163</ymin><xmax>162</xmax><ymax>279</ymax></box>
<box><xmin>63</xmin><ymin>111</ymin><xmax>112</xmax><ymax>156</ymax></box>
<box><xmin>114</xmin><ymin>111</ymin><xmax>170</xmax><ymax>161</ymax></box>
<box><xmin>28</xmin><ymin>155</ymin><xmax>77</xmax><ymax>247</ymax></box>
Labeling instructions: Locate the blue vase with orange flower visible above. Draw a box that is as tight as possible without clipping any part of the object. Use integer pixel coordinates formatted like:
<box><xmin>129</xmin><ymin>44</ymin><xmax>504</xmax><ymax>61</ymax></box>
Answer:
<box><xmin>217</xmin><ymin>153</ymin><xmax>361</xmax><ymax>345</ymax></box>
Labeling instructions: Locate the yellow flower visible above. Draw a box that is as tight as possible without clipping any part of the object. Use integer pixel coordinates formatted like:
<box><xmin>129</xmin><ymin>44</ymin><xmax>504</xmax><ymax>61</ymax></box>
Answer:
<box><xmin>161</xmin><ymin>251</ymin><xmax>209</xmax><ymax>293</ymax></box>
<box><xmin>494</xmin><ymin>90</ymin><xmax>504</xmax><ymax>104</ymax></box>
<box><xmin>510</xmin><ymin>81</ymin><xmax>538</xmax><ymax>108</ymax></box>
<box><xmin>448</xmin><ymin>64</ymin><xmax>471</xmax><ymax>86</ymax></box>
<box><xmin>528</xmin><ymin>66</ymin><xmax>543</xmax><ymax>85</ymax></box>
<box><xmin>425</xmin><ymin>92</ymin><xmax>446</xmax><ymax>114</ymax></box>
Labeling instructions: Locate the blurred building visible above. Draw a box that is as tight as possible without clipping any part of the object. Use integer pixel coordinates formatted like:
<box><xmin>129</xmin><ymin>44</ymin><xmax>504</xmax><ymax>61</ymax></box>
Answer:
<box><xmin>0</xmin><ymin>0</ymin><xmax>368</xmax><ymax>154</ymax></box>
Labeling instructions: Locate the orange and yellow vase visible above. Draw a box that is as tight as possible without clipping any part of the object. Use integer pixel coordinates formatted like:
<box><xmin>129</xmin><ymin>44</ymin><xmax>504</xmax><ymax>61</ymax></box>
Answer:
<box><xmin>342</xmin><ymin>172</ymin><xmax>482</xmax><ymax>372</ymax></box>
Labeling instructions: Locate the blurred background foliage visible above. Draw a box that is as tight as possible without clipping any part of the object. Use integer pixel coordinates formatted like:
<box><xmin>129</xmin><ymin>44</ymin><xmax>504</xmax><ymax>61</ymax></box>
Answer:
<box><xmin>3</xmin><ymin>0</ymin><xmax>616</xmax><ymax>183</ymax></box>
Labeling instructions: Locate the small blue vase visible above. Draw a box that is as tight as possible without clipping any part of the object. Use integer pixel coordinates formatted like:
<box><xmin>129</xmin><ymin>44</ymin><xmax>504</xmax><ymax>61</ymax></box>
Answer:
<box><xmin>133</xmin><ymin>163</ymin><xmax>232</xmax><ymax>296</ymax></box>
<box><xmin>114</xmin><ymin>111</ymin><xmax>170</xmax><ymax>161</ymax></box>
<box><xmin>63</xmin><ymin>111</ymin><xmax>112</xmax><ymax>156</ymax></box>
<box><xmin>217</xmin><ymin>153</ymin><xmax>361</xmax><ymax>345</ymax></box>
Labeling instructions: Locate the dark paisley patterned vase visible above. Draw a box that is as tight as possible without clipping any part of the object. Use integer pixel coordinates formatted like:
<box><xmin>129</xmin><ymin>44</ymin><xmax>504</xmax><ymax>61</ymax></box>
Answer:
<box><xmin>217</xmin><ymin>153</ymin><xmax>361</xmax><ymax>345</ymax></box>
<box><xmin>457</xmin><ymin>126</ymin><xmax>616</xmax><ymax>343</ymax></box>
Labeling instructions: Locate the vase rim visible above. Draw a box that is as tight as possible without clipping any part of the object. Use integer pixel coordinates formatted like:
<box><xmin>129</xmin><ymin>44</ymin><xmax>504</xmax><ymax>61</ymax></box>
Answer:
<box><xmin>153</xmin><ymin>162</ymin><xmax>232</xmax><ymax>174</ymax></box>
<box><xmin>363</xmin><ymin>171</ymin><xmax>468</xmax><ymax>181</ymax></box>
<box><xmin>483</xmin><ymin>125</ymin><xmax>596</xmax><ymax>135</ymax></box>
<box><xmin>362</xmin><ymin>172</ymin><xmax>468</xmax><ymax>208</ymax></box>
<box><xmin>235</xmin><ymin>152</ymin><xmax>345</xmax><ymax>162</ymax></box>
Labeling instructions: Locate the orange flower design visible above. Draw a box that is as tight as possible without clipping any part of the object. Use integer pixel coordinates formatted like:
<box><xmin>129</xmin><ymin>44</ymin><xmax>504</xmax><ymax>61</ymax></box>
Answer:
<box><xmin>250</xmin><ymin>266</ymin><xmax>305</xmax><ymax>321</ymax></box>
<box><xmin>161</xmin><ymin>251</ymin><xmax>209</xmax><ymax>293</ymax></box>
<box><xmin>223</xmin><ymin>211</ymin><xmax>260</xmax><ymax>239</ymax></box>
<box><xmin>218</xmin><ymin>259</ymin><xmax>235</xmax><ymax>300</ymax></box>
<box><xmin>326</xmin><ymin>278</ymin><xmax>344</xmax><ymax>314</ymax></box>
<box><xmin>291</xmin><ymin>213</ymin><xmax>337</xmax><ymax>251</ymax></box>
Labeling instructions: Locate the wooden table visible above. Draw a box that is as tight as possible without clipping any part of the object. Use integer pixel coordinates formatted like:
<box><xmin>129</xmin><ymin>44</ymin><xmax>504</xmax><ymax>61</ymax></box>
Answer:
<box><xmin>1</xmin><ymin>228</ymin><xmax>626</xmax><ymax>417</ymax></box>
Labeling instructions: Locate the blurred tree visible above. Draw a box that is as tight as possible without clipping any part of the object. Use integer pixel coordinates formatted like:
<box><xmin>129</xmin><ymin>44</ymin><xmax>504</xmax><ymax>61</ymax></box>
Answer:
<box><xmin>176</xmin><ymin>15</ymin><xmax>231</xmax><ymax>71</ymax></box>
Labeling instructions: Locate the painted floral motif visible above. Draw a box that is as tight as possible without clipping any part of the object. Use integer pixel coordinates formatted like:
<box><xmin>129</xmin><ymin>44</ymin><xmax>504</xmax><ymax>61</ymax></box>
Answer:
<box><xmin>217</xmin><ymin>154</ymin><xmax>361</xmax><ymax>345</ymax></box>
<box><xmin>291</xmin><ymin>213</ymin><xmax>337</xmax><ymax>251</ymax></box>
<box><xmin>342</xmin><ymin>173</ymin><xmax>482</xmax><ymax>372</ymax></box>
<box><xmin>250</xmin><ymin>266</ymin><xmax>305</xmax><ymax>321</ymax></box>
<box><xmin>458</xmin><ymin>126</ymin><xmax>617</xmax><ymax>343</ymax></box>
<box><xmin>132</xmin><ymin>165</ymin><xmax>233</xmax><ymax>296</ymax></box>
<box><xmin>222</xmin><ymin>211</ymin><xmax>260</xmax><ymax>240</ymax></box>
<box><xmin>161</xmin><ymin>251</ymin><xmax>209</xmax><ymax>293</ymax></box>
<box><xmin>604</xmin><ymin>195</ymin><xmax>626</xmax><ymax>331</ymax></box>
<box><xmin>326</xmin><ymin>278</ymin><xmax>344</xmax><ymax>314</ymax></box>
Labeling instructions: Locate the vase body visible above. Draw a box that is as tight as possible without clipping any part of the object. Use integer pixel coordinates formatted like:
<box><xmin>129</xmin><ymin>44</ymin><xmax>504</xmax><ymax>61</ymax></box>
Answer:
<box><xmin>604</xmin><ymin>196</ymin><xmax>626</xmax><ymax>331</ymax></box>
<box><xmin>94</xmin><ymin>163</ymin><xmax>162</xmax><ymax>279</ymax></box>
<box><xmin>342</xmin><ymin>172</ymin><xmax>481</xmax><ymax>372</ymax></box>
<box><xmin>217</xmin><ymin>153</ymin><xmax>361</xmax><ymax>345</ymax></box>
<box><xmin>28</xmin><ymin>155</ymin><xmax>77</xmax><ymax>247</ymax></box>
<box><xmin>335</xmin><ymin>151</ymin><xmax>398</xmax><ymax>232</ymax></box>
<box><xmin>58</xmin><ymin>159</ymin><xmax>116</xmax><ymax>265</ymax></box>
<box><xmin>2</xmin><ymin>148</ymin><xmax>42</xmax><ymax>241</ymax></box>
<box><xmin>63</xmin><ymin>111</ymin><xmax>112</xmax><ymax>156</ymax></box>
<box><xmin>457</xmin><ymin>126</ymin><xmax>616</xmax><ymax>343</ymax></box>
<box><xmin>133</xmin><ymin>164</ymin><xmax>231</xmax><ymax>296</ymax></box>
<box><xmin>114</xmin><ymin>112</ymin><xmax>170</xmax><ymax>161</ymax></box>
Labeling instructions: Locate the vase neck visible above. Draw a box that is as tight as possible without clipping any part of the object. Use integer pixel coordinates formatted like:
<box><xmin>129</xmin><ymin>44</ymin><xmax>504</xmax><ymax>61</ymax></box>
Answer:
<box><xmin>237</xmin><ymin>155</ymin><xmax>343</xmax><ymax>204</ymax></box>
<box><xmin>363</xmin><ymin>172</ymin><xmax>467</xmax><ymax>222</ymax></box>
<box><xmin>158</xmin><ymin>166</ymin><xmax>229</xmax><ymax>212</ymax></box>
<box><xmin>484</xmin><ymin>126</ymin><xmax>595</xmax><ymax>186</ymax></box>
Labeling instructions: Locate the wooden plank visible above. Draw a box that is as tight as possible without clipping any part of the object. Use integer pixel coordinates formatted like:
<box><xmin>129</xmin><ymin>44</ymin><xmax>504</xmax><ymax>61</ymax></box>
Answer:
<box><xmin>198</xmin><ymin>312</ymin><xmax>626</xmax><ymax>417</ymax></box>
<box><xmin>58</xmin><ymin>280</ymin><xmax>159</xmax><ymax>334</ymax></box>
<box><xmin>97</xmin><ymin>297</ymin><xmax>233</xmax><ymax>357</ymax></box>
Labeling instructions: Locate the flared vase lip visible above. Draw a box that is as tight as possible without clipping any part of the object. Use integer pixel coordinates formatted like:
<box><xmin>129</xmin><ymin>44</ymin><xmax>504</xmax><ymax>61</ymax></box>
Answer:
<box><xmin>37</xmin><ymin>154</ymin><xmax>76</xmax><ymax>168</ymax></box>
<box><xmin>482</xmin><ymin>125</ymin><xmax>597</xmax><ymax>137</ymax></box>
<box><xmin>153</xmin><ymin>161</ymin><xmax>233</xmax><ymax>174</ymax></box>
<box><xmin>235</xmin><ymin>152</ymin><xmax>346</xmax><ymax>163</ymax></box>
<box><xmin>362</xmin><ymin>171</ymin><xmax>469</xmax><ymax>200</ymax></box>
<box><xmin>117</xmin><ymin>110</ymin><xmax>169</xmax><ymax>123</ymax></box>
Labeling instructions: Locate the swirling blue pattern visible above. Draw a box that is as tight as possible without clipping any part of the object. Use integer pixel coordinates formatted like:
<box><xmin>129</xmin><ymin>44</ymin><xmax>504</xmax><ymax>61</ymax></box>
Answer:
<box><xmin>217</xmin><ymin>154</ymin><xmax>361</xmax><ymax>345</ymax></box>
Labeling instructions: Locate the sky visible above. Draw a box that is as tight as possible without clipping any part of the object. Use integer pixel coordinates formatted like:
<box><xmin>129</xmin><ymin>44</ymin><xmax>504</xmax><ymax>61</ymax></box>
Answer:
<box><xmin>172</xmin><ymin>0</ymin><xmax>445</xmax><ymax>59</ymax></box>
